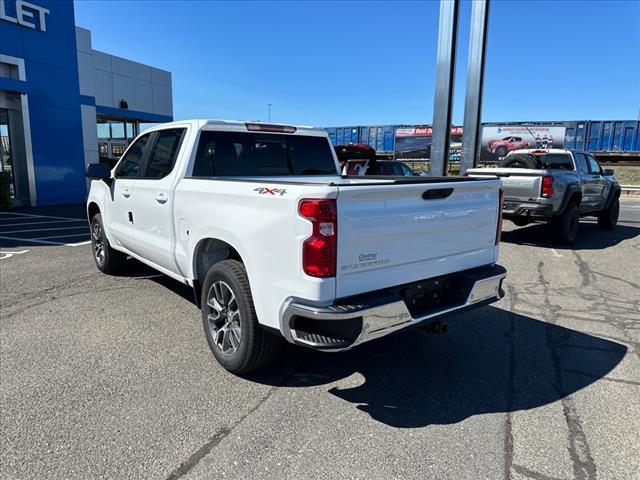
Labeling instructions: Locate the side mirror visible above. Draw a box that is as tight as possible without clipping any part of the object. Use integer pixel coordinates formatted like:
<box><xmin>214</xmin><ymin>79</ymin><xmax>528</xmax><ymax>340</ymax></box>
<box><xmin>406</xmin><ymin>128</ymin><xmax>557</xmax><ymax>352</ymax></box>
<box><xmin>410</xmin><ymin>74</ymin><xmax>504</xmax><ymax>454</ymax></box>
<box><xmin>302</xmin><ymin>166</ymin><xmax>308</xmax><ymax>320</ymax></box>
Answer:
<box><xmin>603</xmin><ymin>168</ymin><xmax>614</xmax><ymax>176</ymax></box>
<box><xmin>86</xmin><ymin>163</ymin><xmax>112</xmax><ymax>180</ymax></box>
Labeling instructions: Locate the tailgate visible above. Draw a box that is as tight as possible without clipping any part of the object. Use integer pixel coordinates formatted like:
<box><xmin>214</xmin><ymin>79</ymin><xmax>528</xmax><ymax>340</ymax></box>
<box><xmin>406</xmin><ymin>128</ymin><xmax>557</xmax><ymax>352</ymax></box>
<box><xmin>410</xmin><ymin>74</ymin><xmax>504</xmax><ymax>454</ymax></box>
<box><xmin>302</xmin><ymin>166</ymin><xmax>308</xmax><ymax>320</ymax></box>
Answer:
<box><xmin>467</xmin><ymin>168</ymin><xmax>542</xmax><ymax>202</ymax></box>
<box><xmin>335</xmin><ymin>179</ymin><xmax>501</xmax><ymax>298</ymax></box>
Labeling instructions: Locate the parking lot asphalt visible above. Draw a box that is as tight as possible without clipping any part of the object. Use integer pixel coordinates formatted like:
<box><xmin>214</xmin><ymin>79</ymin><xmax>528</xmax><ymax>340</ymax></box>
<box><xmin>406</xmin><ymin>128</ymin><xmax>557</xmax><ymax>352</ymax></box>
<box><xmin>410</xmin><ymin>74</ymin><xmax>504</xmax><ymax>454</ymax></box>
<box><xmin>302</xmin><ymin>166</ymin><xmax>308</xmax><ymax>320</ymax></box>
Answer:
<box><xmin>1</xmin><ymin>198</ymin><xmax>639</xmax><ymax>480</ymax></box>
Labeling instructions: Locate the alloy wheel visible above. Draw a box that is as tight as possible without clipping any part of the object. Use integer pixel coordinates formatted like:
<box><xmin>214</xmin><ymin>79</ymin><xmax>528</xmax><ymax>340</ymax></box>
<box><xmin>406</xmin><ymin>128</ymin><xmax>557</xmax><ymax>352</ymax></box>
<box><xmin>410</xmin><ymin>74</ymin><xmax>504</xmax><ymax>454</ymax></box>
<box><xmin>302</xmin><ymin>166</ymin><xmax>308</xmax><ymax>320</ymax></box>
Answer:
<box><xmin>206</xmin><ymin>280</ymin><xmax>242</xmax><ymax>356</ymax></box>
<box><xmin>91</xmin><ymin>220</ymin><xmax>105</xmax><ymax>266</ymax></box>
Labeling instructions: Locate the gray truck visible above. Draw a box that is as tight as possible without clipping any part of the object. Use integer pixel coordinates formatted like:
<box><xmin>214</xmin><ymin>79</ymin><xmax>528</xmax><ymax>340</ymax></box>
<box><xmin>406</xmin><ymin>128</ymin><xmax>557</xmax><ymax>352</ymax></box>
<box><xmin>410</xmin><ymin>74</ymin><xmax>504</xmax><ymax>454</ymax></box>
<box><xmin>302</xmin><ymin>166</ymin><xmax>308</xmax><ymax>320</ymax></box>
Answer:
<box><xmin>466</xmin><ymin>149</ymin><xmax>621</xmax><ymax>244</ymax></box>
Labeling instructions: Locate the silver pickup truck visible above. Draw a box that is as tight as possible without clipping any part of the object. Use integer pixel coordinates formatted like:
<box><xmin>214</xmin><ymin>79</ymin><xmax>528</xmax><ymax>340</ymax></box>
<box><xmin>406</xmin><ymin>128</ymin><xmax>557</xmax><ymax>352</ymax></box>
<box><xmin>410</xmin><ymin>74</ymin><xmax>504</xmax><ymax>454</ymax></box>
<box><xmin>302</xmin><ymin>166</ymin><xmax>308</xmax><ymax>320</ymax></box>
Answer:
<box><xmin>467</xmin><ymin>149</ymin><xmax>621</xmax><ymax>244</ymax></box>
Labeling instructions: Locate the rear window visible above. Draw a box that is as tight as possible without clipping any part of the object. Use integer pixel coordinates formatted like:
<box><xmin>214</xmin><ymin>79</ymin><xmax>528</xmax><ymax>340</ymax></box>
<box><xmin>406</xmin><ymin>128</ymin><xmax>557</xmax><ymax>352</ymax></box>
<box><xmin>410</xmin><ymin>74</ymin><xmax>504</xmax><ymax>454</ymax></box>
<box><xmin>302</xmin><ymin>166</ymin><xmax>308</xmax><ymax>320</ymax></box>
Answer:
<box><xmin>192</xmin><ymin>131</ymin><xmax>337</xmax><ymax>177</ymax></box>
<box><xmin>540</xmin><ymin>153</ymin><xmax>574</xmax><ymax>170</ymax></box>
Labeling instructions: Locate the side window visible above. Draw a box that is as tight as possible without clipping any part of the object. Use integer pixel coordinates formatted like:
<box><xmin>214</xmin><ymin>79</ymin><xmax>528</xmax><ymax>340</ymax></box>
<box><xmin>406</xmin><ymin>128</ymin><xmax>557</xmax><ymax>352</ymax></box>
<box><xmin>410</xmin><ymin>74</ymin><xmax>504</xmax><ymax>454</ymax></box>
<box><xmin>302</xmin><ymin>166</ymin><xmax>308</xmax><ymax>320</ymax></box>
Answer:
<box><xmin>586</xmin><ymin>154</ymin><xmax>601</xmax><ymax>174</ymax></box>
<box><xmin>114</xmin><ymin>133</ymin><xmax>151</xmax><ymax>178</ymax></box>
<box><xmin>573</xmin><ymin>152</ymin><xmax>589</xmax><ymax>174</ymax></box>
<box><xmin>142</xmin><ymin>128</ymin><xmax>186</xmax><ymax>179</ymax></box>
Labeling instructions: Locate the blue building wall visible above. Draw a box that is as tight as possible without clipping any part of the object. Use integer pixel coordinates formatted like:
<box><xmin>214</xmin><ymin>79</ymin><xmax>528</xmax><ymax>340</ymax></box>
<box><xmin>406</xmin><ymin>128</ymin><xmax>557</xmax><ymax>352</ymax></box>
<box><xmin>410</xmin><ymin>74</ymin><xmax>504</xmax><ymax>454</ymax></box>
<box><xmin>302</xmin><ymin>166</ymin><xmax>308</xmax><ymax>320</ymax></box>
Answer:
<box><xmin>1</xmin><ymin>0</ymin><xmax>86</xmax><ymax>205</ymax></box>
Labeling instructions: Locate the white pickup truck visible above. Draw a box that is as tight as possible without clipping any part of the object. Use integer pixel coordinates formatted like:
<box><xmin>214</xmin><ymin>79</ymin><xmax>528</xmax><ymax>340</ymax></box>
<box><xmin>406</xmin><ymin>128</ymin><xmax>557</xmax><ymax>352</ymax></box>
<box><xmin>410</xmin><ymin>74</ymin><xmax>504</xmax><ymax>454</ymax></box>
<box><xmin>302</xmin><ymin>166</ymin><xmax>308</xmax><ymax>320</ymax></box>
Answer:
<box><xmin>86</xmin><ymin>120</ymin><xmax>506</xmax><ymax>374</ymax></box>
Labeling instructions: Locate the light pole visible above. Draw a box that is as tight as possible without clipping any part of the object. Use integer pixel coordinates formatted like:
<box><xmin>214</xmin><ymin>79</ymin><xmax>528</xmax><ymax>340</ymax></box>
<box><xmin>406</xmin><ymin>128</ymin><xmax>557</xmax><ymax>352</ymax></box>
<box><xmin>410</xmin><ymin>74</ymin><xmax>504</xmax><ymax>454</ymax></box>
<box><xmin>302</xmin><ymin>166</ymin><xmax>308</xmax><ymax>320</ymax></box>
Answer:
<box><xmin>268</xmin><ymin>103</ymin><xmax>272</xmax><ymax>122</ymax></box>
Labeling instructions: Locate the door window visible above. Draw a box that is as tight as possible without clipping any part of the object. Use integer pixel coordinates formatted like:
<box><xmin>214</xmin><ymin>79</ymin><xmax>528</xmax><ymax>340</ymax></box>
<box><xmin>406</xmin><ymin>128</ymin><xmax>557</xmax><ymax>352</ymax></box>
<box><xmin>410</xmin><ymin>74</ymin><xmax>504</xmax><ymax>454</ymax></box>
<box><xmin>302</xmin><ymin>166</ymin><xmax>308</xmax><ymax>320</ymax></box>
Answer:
<box><xmin>586</xmin><ymin>154</ymin><xmax>601</xmax><ymax>174</ymax></box>
<box><xmin>573</xmin><ymin>152</ymin><xmax>589</xmax><ymax>174</ymax></box>
<box><xmin>114</xmin><ymin>133</ymin><xmax>151</xmax><ymax>178</ymax></box>
<box><xmin>142</xmin><ymin>128</ymin><xmax>186</xmax><ymax>179</ymax></box>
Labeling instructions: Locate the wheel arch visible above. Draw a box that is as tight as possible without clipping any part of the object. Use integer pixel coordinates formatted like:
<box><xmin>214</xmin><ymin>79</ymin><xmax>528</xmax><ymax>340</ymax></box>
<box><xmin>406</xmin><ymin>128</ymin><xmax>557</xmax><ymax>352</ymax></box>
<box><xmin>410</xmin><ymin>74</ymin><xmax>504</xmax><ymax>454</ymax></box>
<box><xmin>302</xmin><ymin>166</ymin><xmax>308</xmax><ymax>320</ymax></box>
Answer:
<box><xmin>87</xmin><ymin>202</ymin><xmax>100</xmax><ymax>221</ymax></box>
<box><xmin>558</xmin><ymin>185</ymin><xmax>582</xmax><ymax>215</ymax></box>
<box><xmin>191</xmin><ymin>237</ymin><xmax>246</xmax><ymax>307</ymax></box>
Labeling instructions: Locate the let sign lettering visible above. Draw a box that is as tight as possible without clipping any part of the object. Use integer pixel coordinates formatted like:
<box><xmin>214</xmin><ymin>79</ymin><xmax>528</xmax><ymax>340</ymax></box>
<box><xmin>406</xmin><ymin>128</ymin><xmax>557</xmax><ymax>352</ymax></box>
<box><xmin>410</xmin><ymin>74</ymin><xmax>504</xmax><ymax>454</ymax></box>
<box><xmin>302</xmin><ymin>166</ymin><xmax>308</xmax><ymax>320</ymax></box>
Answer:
<box><xmin>0</xmin><ymin>0</ymin><xmax>50</xmax><ymax>32</ymax></box>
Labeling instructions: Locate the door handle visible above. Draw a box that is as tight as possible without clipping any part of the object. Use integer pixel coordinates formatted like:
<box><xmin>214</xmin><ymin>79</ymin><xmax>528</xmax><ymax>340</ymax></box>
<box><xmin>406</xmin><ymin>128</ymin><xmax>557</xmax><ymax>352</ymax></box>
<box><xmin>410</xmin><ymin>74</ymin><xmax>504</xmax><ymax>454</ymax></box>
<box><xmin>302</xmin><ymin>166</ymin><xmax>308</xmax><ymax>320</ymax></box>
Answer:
<box><xmin>122</xmin><ymin>189</ymin><xmax>131</xmax><ymax>198</ymax></box>
<box><xmin>155</xmin><ymin>192</ymin><xmax>168</xmax><ymax>204</ymax></box>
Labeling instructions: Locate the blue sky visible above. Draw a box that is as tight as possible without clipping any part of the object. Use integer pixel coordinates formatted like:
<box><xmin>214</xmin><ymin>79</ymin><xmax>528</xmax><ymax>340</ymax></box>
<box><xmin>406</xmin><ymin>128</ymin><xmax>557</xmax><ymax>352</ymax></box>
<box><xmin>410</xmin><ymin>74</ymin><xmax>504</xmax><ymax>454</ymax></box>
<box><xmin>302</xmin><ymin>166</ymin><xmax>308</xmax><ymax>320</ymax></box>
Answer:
<box><xmin>75</xmin><ymin>0</ymin><xmax>640</xmax><ymax>126</ymax></box>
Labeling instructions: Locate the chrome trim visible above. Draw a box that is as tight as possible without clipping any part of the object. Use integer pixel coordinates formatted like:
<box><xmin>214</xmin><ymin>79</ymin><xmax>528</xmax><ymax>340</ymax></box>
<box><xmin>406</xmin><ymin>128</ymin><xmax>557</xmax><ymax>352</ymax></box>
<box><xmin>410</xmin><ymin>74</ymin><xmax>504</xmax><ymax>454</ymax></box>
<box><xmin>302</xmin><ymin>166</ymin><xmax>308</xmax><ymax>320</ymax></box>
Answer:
<box><xmin>281</xmin><ymin>271</ymin><xmax>506</xmax><ymax>351</ymax></box>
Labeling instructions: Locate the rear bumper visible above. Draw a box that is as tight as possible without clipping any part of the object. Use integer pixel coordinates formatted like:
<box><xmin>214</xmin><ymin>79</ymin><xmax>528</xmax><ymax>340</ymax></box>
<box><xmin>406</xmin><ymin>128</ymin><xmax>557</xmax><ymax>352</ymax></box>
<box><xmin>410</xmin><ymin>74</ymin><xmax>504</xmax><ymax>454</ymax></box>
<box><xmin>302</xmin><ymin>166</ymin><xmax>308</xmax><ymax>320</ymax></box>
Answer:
<box><xmin>280</xmin><ymin>264</ymin><xmax>506</xmax><ymax>351</ymax></box>
<box><xmin>503</xmin><ymin>201</ymin><xmax>554</xmax><ymax>219</ymax></box>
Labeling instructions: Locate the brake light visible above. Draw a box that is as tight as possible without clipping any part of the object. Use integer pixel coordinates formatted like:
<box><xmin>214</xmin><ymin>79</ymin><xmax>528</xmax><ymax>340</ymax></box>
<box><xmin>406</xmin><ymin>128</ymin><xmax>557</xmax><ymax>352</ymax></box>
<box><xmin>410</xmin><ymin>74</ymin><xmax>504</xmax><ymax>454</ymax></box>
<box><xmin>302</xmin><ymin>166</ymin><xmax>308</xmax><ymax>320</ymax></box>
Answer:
<box><xmin>245</xmin><ymin>123</ymin><xmax>297</xmax><ymax>133</ymax></box>
<box><xmin>299</xmin><ymin>199</ymin><xmax>337</xmax><ymax>278</ymax></box>
<box><xmin>496</xmin><ymin>189</ymin><xmax>504</xmax><ymax>245</ymax></box>
<box><xmin>541</xmin><ymin>175</ymin><xmax>554</xmax><ymax>198</ymax></box>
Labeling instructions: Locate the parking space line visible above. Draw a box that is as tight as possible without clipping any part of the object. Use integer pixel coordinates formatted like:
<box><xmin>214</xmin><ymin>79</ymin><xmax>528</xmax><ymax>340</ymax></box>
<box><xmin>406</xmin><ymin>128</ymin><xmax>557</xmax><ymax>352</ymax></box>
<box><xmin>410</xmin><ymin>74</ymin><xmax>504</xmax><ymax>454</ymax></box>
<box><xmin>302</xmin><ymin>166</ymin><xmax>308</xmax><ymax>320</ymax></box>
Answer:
<box><xmin>0</xmin><ymin>249</ymin><xmax>29</xmax><ymax>260</ymax></box>
<box><xmin>66</xmin><ymin>240</ymin><xmax>92</xmax><ymax>247</ymax></box>
<box><xmin>2</xmin><ymin>226</ymin><xmax>89</xmax><ymax>234</ymax></box>
<box><xmin>0</xmin><ymin>236</ymin><xmax>68</xmax><ymax>246</ymax></box>
<box><xmin>0</xmin><ymin>219</ymin><xmax>87</xmax><ymax>227</ymax></box>
<box><xmin>0</xmin><ymin>212</ymin><xmax>87</xmax><ymax>222</ymax></box>
<box><xmin>36</xmin><ymin>233</ymin><xmax>90</xmax><ymax>240</ymax></box>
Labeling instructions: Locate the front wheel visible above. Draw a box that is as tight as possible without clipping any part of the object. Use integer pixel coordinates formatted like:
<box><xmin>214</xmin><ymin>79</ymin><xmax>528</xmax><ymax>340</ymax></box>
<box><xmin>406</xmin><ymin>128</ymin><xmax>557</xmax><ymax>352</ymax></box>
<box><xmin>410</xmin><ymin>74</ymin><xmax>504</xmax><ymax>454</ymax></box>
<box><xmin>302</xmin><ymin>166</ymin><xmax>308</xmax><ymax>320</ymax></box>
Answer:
<box><xmin>551</xmin><ymin>203</ymin><xmax>580</xmax><ymax>244</ymax></box>
<box><xmin>597</xmin><ymin>197</ymin><xmax>619</xmax><ymax>230</ymax></box>
<box><xmin>90</xmin><ymin>213</ymin><xmax>128</xmax><ymax>274</ymax></box>
<box><xmin>201</xmin><ymin>260</ymin><xmax>279</xmax><ymax>374</ymax></box>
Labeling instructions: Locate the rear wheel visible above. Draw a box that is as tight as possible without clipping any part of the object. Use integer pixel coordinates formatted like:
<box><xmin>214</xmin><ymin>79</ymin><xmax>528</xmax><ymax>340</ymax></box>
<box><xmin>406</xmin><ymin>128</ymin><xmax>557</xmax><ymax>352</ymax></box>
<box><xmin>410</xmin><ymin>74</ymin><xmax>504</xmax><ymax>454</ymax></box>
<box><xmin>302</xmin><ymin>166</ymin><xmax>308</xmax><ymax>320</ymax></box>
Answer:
<box><xmin>496</xmin><ymin>146</ymin><xmax>508</xmax><ymax>158</ymax></box>
<box><xmin>597</xmin><ymin>197</ymin><xmax>619</xmax><ymax>230</ymax></box>
<box><xmin>551</xmin><ymin>202</ymin><xmax>580</xmax><ymax>244</ymax></box>
<box><xmin>201</xmin><ymin>260</ymin><xmax>279</xmax><ymax>374</ymax></box>
<box><xmin>90</xmin><ymin>213</ymin><xmax>127</xmax><ymax>274</ymax></box>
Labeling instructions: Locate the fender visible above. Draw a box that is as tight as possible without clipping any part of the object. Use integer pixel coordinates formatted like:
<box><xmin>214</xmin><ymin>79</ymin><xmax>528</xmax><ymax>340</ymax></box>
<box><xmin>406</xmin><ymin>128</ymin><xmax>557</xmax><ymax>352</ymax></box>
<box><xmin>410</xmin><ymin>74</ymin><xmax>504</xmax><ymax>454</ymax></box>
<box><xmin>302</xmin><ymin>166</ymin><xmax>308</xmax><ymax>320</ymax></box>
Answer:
<box><xmin>602</xmin><ymin>185</ymin><xmax>621</xmax><ymax>211</ymax></box>
<box><xmin>557</xmin><ymin>183</ymin><xmax>582</xmax><ymax>215</ymax></box>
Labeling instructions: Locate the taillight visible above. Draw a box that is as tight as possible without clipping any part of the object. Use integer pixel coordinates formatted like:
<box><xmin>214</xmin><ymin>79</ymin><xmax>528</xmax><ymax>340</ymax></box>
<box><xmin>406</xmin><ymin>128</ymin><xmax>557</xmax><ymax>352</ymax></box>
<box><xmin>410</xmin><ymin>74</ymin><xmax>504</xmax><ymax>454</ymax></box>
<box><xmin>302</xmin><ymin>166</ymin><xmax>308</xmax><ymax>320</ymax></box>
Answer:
<box><xmin>299</xmin><ymin>199</ymin><xmax>337</xmax><ymax>278</ymax></box>
<box><xmin>496</xmin><ymin>189</ymin><xmax>504</xmax><ymax>245</ymax></box>
<box><xmin>541</xmin><ymin>175</ymin><xmax>554</xmax><ymax>198</ymax></box>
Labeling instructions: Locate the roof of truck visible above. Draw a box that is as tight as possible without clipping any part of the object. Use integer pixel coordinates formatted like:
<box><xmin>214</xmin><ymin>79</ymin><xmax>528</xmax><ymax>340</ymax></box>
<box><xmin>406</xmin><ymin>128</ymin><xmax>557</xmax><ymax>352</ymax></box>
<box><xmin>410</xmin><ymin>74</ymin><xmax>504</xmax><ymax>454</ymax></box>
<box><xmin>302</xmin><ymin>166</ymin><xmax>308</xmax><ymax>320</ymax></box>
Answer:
<box><xmin>141</xmin><ymin>119</ymin><xmax>327</xmax><ymax>135</ymax></box>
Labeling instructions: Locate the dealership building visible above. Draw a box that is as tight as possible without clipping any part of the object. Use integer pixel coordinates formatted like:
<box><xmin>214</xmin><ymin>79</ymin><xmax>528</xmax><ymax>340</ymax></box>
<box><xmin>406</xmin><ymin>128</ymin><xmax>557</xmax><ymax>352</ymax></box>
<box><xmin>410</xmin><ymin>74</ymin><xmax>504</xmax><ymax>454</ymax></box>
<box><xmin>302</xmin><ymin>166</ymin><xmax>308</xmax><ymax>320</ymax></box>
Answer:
<box><xmin>0</xmin><ymin>0</ymin><xmax>173</xmax><ymax>206</ymax></box>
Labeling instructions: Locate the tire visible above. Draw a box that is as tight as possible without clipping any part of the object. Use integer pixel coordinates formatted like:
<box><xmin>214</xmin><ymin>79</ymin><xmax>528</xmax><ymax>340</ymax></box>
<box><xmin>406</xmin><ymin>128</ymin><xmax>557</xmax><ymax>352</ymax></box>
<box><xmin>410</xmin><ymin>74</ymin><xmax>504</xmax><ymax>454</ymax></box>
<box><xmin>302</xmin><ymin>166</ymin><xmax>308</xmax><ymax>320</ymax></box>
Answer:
<box><xmin>201</xmin><ymin>259</ymin><xmax>279</xmax><ymax>374</ymax></box>
<box><xmin>551</xmin><ymin>202</ymin><xmax>580</xmax><ymax>244</ymax></box>
<box><xmin>597</xmin><ymin>197</ymin><xmax>619</xmax><ymax>230</ymax></box>
<box><xmin>496</xmin><ymin>146</ymin><xmax>508</xmax><ymax>158</ymax></box>
<box><xmin>90</xmin><ymin>213</ymin><xmax>128</xmax><ymax>274</ymax></box>
<box><xmin>499</xmin><ymin>155</ymin><xmax>538</xmax><ymax>169</ymax></box>
<box><xmin>512</xmin><ymin>218</ymin><xmax>531</xmax><ymax>227</ymax></box>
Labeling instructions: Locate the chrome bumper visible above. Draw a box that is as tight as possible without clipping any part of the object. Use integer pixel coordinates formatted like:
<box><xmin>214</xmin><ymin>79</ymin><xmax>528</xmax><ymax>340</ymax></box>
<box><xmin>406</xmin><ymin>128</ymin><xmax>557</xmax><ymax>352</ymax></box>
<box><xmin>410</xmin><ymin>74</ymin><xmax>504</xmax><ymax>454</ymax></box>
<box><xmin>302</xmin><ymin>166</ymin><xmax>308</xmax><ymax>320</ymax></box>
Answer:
<box><xmin>281</xmin><ymin>265</ymin><xmax>506</xmax><ymax>351</ymax></box>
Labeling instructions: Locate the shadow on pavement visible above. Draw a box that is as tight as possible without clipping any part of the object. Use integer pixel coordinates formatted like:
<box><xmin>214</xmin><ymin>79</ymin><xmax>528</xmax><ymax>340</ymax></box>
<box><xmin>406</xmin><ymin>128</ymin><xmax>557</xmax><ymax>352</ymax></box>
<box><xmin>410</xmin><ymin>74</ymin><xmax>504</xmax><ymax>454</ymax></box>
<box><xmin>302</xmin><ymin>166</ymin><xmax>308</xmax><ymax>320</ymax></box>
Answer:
<box><xmin>501</xmin><ymin>221</ymin><xmax>640</xmax><ymax>250</ymax></box>
<box><xmin>247</xmin><ymin>306</ymin><xmax>626</xmax><ymax>428</ymax></box>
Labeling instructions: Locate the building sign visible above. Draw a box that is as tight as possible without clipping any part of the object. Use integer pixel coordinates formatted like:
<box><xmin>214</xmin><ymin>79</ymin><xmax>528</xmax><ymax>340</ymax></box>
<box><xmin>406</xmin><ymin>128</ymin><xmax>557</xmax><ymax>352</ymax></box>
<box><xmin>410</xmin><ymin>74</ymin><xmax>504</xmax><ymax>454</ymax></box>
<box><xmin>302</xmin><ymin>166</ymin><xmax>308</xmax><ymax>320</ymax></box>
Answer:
<box><xmin>395</xmin><ymin>126</ymin><xmax>463</xmax><ymax>161</ymax></box>
<box><xmin>480</xmin><ymin>125</ymin><xmax>566</xmax><ymax>163</ymax></box>
<box><xmin>0</xmin><ymin>0</ymin><xmax>50</xmax><ymax>32</ymax></box>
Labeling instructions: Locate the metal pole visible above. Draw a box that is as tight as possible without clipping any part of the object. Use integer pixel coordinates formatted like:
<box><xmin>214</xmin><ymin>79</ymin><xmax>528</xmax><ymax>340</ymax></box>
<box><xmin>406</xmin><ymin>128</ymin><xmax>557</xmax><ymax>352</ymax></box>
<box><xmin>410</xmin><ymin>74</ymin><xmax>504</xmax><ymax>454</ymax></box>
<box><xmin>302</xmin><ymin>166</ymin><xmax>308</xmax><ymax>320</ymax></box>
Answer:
<box><xmin>268</xmin><ymin>103</ymin><xmax>272</xmax><ymax>122</ymax></box>
<box><xmin>429</xmin><ymin>0</ymin><xmax>459</xmax><ymax>177</ymax></box>
<box><xmin>461</xmin><ymin>0</ymin><xmax>490</xmax><ymax>173</ymax></box>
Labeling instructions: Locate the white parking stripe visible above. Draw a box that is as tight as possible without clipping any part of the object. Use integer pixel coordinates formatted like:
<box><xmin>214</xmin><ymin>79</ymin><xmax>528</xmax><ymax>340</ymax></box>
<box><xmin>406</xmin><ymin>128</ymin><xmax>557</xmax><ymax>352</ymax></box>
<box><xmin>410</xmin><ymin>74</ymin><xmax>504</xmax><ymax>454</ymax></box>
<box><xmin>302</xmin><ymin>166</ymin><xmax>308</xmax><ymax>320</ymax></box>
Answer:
<box><xmin>66</xmin><ymin>240</ymin><xmax>92</xmax><ymax>247</ymax></box>
<box><xmin>0</xmin><ymin>249</ymin><xmax>29</xmax><ymax>260</ymax></box>
<box><xmin>0</xmin><ymin>236</ymin><xmax>68</xmax><ymax>246</ymax></box>
<box><xmin>0</xmin><ymin>219</ymin><xmax>87</xmax><ymax>227</ymax></box>
<box><xmin>2</xmin><ymin>226</ymin><xmax>88</xmax><ymax>234</ymax></box>
<box><xmin>36</xmin><ymin>233</ymin><xmax>90</xmax><ymax>240</ymax></box>
<box><xmin>0</xmin><ymin>212</ymin><xmax>87</xmax><ymax>221</ymax></box>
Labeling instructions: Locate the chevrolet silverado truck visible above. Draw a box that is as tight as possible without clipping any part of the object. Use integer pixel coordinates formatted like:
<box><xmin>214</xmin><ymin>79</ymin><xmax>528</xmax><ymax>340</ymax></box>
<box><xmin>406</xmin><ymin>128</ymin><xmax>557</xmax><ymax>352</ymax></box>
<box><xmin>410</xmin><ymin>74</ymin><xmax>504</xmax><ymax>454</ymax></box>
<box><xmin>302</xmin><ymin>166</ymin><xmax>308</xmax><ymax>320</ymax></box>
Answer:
<box><xmin>466</xmin><ymin>149</ymin><xmax>621</xmax><ymax>244</ymax></box>
<box><xmin>86</xmin><ymin>120</ymin><xmax>506</xmax><ymax>374</ymax></box>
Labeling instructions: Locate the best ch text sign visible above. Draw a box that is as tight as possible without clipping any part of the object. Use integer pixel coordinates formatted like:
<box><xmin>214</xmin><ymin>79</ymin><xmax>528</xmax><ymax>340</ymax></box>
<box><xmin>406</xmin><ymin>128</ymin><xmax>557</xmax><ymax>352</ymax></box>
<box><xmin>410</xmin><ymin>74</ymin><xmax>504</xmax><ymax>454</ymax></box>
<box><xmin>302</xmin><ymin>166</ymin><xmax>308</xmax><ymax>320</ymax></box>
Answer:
<box><xmin>0</xmin><ymin>0</ymin><xmax>50</xmax><ymax>32</ymax></box>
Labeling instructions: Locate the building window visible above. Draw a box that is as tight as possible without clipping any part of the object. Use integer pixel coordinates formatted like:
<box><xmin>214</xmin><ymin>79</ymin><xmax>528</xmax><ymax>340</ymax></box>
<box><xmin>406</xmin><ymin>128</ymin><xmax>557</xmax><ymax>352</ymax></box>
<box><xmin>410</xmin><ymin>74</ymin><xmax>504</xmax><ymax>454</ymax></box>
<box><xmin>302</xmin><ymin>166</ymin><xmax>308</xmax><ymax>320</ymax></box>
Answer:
<box><xmin>0</xmin><ymin>62</ymin><xmax>19</xmax><ymax>80</ymax></box>
<box><xmin>111</xmin><ymin>122</ymin><xmax>125</xmax><ymax>140</ymax></box>
<box><xmin>96</xmin><ymin>122</ymin><xmax>110</xmax><ymax>139</ymax></box>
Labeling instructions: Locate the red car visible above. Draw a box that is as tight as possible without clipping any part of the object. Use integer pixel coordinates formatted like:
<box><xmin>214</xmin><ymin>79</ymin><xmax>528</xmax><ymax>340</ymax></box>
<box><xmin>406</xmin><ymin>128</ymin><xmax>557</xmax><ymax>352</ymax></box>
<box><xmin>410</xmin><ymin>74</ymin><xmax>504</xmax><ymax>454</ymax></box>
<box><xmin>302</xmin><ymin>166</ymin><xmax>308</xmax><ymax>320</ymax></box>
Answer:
<box><xmin>488</xmin><ymin>136</ymin><xmax>530</xmax><ymax>157</ymax></box>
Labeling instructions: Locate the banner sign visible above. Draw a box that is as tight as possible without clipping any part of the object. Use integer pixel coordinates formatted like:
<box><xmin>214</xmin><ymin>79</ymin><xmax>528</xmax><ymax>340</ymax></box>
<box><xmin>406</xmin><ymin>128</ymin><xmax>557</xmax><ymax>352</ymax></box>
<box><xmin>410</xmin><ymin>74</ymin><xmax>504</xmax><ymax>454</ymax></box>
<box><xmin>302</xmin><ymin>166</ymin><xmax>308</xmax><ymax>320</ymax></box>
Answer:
<box><xmin>480</xmin><ymin>125</ymin><xmax>566</xmax><ymax>163</ymax></box>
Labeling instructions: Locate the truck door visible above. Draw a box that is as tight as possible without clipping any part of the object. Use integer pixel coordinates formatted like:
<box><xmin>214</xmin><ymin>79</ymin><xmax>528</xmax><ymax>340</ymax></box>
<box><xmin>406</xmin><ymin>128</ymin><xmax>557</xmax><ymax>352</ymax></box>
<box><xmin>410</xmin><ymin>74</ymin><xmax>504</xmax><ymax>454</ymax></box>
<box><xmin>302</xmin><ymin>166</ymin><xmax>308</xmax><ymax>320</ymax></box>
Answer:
<box><xmin>128</xmin><ymin>127</ymin><xmax>187</xmax><ymax>273</ymax></box>
<box><xmin>573</xmin><ymin>152</ymin><xmax>599</xmax><ymax>211</ymax></box>
<box><xmin>105</xmin><ymin>133</ymin><xmax>153</xmax><ymax>251</ymax></box>
<box><xmin>585</xmin><ymin>154</ymin><xmax>607</xmax><ymax>209</ymax></box>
